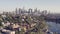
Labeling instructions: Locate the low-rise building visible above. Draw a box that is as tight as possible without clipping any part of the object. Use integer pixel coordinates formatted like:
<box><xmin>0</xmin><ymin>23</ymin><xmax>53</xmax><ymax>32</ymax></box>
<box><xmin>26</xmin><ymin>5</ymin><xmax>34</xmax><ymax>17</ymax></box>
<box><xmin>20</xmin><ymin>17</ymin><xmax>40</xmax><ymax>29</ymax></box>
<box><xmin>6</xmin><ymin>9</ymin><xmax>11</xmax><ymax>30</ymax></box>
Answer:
<box><xmin>11</xmin><ymin>23</ymin><xmax>20</xmax><ymax>29</ymax></box>
<box><xmin>2</xmin><ymin>21</ymin><xmax>10</xmax><ymax>27</ymax></box>
<box><xmin>1</xmin><ymin>29</ymin><xmax>15</xmax><ymax>34</ymax></box>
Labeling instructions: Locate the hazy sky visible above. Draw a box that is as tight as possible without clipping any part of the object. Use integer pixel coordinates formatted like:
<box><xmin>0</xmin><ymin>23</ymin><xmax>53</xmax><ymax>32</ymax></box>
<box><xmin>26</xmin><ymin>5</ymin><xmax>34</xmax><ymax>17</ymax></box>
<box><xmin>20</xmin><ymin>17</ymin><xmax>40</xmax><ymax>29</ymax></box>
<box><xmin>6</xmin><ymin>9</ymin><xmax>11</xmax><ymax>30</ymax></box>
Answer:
<box><xmin>0</xmin><ymin>0</ymin><xmax>60</xmax><ymax>13</ymax></box>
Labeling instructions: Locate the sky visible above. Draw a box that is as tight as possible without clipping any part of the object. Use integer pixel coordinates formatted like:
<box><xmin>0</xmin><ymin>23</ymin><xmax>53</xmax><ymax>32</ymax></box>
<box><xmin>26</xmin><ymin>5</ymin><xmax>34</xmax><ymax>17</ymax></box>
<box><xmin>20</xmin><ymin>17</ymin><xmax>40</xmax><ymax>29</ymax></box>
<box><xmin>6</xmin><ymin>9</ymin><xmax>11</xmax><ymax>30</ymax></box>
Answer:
<box><xmin>0</xmin><ymin>0</ymin><xmax>60</xmax><ymax>13</ymax></box>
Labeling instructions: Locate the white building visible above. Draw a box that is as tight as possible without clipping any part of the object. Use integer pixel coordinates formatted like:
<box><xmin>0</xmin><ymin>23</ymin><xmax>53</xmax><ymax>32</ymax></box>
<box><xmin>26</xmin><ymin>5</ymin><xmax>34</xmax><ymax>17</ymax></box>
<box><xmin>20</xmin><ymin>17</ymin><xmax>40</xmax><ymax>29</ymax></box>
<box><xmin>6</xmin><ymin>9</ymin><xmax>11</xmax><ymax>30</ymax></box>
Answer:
<box><xmin>2</xmin><ymin>29</ymin><xmax>15</xmax><ymax>34</ymax></box>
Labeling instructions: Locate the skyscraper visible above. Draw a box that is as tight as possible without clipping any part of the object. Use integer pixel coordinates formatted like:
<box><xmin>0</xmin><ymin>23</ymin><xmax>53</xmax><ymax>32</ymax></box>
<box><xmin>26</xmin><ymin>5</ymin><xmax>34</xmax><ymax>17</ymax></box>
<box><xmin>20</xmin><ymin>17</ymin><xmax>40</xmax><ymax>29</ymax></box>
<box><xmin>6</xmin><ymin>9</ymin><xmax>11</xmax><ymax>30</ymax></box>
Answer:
<box><xmin>42</xmin><ymin>10</ymin><xmax>47</xmax><ymax>15</ymax></box>
<box><xmin>34</xmin><ymin>8</ymin><xmax>37</xmax><ymax>13</ymax></box>
<box><xmin>19</xmin><ymin>8</ymin><xmax>21</xmax><ymax>14</ymax></box>
<box><xmin>28</xmin><ymin>8</ymin><xmax>32</xmax><ymax>13</ymax></box>
<box><xmin>15</xmin><ymin>8</ymin><xmax>18</xmax><ymax>15</ymax></box>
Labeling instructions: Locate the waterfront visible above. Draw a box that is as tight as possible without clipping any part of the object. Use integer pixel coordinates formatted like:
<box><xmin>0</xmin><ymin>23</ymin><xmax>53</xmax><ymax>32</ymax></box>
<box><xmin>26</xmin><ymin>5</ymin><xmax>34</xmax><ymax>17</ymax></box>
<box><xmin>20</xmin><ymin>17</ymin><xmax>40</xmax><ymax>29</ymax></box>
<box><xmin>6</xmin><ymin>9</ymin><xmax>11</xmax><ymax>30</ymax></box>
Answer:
<box><xmin>46</xmin><ymin>21</ymin><xmax>60</xmax><ymax>34</ymax></box>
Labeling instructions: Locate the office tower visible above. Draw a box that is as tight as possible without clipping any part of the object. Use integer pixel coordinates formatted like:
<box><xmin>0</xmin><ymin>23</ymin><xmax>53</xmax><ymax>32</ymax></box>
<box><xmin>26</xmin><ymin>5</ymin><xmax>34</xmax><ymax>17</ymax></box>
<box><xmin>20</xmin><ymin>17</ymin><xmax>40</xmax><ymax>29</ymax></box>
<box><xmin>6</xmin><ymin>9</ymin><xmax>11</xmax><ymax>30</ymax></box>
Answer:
<box><xmin>19</xmin><ymin>8</ymin><xmax>21</xmax><ymax>14</ymax></box>
<box><xmin>15</xmin><ymin>8</ymin><xmax>18</xmax><ymax>15</ymax></box>
<box><xmin>28</xmin><ymin>8</ymin><xmax>32</xmax><ymax>13</ymax></box>
<box><xmin>34</xmin><ymin>8</ymin><xmax>37</xmax><ymax>13</ymax></box>
<box><xmin>42</xmin><ymin>10</ymin><xmax>47</xmax><ymax>15</ymax></box>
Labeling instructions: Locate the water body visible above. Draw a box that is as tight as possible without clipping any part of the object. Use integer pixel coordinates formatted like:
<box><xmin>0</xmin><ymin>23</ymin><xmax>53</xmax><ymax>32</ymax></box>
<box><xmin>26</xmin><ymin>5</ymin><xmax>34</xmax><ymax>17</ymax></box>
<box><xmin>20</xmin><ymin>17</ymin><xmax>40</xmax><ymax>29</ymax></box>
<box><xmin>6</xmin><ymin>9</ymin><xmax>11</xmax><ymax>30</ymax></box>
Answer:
<box><xmin>46</xmin><ymin>22</ymin><xmax>60</xmax><ymax>33</ymax></box>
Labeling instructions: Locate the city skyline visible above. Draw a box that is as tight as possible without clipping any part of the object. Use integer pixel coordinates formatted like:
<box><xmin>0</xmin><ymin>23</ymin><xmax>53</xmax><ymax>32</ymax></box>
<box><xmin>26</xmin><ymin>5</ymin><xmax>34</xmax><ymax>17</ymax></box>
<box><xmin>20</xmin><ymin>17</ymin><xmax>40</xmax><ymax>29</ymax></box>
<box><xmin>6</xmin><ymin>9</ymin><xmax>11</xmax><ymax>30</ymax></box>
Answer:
<box><xmin>0</xmin><ymin>0</ymin><xmax>60</xmax><ymax>13</ymax></box>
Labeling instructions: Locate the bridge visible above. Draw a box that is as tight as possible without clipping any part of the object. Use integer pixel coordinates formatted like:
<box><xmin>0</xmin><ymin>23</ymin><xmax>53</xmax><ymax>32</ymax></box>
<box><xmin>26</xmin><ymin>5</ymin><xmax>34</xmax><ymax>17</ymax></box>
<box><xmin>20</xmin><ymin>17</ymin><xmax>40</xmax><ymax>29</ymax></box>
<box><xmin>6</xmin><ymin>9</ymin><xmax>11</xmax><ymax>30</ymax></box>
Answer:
<box><xmin>45</xmin><ymin>16</ymin><xmax>60</xmax><ymax>23</ymax></box>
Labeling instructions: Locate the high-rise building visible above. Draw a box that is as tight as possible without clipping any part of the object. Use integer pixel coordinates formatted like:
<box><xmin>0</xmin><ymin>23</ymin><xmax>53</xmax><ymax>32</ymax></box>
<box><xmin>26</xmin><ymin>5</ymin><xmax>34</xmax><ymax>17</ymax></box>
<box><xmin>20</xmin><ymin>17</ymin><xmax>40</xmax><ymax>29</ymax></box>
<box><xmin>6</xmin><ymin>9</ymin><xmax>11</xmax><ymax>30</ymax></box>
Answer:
<box><xmin>19</xmin><ymin>8</ymin><xmax>21</xmax><ymax>14</ymax></box>
<box><xmin>42</xmin><ymin>10</ymin><xmax>47</xmax><ymax>15</ymax></box>
<box><xmin>15</xmin><ymin>8</ymin><xmax>18</xmax><ymax>15</ymax></box>
<box><xmin>28</xmin><ymin>8</ymin><xmax>32</xmax><ymax>13</ymax></box>
<box><xmin>3</xmin><ymin>11</ymin><xmax>8</xmax><ymax>15</ymax></box>
<box><xmin>34</xmin><ymin>8</ymin><xmax>37</xmax><ymax>13</ymax></box>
